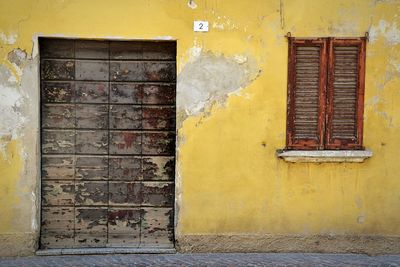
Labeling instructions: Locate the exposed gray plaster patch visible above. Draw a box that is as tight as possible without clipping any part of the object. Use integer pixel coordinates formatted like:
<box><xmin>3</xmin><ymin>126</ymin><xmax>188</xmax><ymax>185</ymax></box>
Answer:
<box><xmin>8</xmin><ymin>49</ymin><xmax>27</xmax><ymax>68</ymax></box>
<box><xmin>177</xmin><ymin>52</ymin><xmax>259</xmax><ymax>116</ymax></box>
<box><xmin>0</xmin><ymin>49</ymin><xmax>40</xmax><ymax>246</ymax></box>
<box><xmin>0</xmin><ymin>32</ymin><xmax>17</xmax><ymax>45</ymax></box>
<box><xmin>369</xmin><ymin>20</ymin><xmax>400</xmax><ymax>45</ymax></box>
<box><xmin>0</xmin><ymin>65</ymin><xmax>27</xmax><ymax>145</ymax></box>
<box><xmin>17</xmin><ymin>56</ymin><xmax>40</xmax><ymax>233</ymax></box>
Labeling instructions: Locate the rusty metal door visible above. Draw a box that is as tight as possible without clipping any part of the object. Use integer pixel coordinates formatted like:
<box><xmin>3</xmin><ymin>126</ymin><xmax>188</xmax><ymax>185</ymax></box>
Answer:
<box><xmin>40</xmin><ymin>39</ymin><xmax>176</xmax><ymax>249</ymax></box>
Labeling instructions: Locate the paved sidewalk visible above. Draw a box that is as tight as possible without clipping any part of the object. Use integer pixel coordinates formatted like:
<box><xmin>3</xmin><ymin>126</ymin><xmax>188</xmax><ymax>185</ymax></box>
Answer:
<box><xmin>1</xmin><ymin>253</ymin><xmax>400</xmax><ymax>267</ymax></box>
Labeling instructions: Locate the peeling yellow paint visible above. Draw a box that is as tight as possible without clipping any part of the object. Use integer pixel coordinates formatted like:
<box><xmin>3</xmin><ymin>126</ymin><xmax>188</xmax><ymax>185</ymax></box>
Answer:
<box><xmin>0</xmin><ymin>140</ymin><xmax>23</xmax><ymax>232</ymax></box>
<box><xmin>0</xmin><ymin>0</ymin><xmax>399</xmax><ymax>255</ymax></box>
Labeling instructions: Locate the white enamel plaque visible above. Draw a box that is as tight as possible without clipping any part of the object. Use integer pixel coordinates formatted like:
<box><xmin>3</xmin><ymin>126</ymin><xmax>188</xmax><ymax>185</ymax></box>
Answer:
<box><xmin>194</xmin><ymin>21</ymin><xmax>209</xmax><ymax>32</ymax></box>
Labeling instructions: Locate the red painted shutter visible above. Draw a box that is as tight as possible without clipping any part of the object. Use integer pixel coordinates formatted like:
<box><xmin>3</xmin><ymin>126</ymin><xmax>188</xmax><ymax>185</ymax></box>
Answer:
<box><xmin>286</xmin><ymin>38</ymin><xmax>327</xmax><ymax>150</ymax></box>
<box><xmin>326</xmin><ymin>39</ymin><xmax>366</xmax><ymax>149</ymax></box>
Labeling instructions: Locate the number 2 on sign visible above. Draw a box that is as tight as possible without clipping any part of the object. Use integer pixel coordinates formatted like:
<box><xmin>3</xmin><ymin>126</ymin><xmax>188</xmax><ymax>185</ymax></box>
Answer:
<box><xmin>194</xmin><ymin>21</ymin><xmax>208</xmax><ymax>32</ymax></box>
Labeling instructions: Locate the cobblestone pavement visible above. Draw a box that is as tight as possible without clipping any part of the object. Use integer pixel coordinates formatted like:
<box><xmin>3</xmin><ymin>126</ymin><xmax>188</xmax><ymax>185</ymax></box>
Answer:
<box><xmin>1</xmin><ymin>253</ymin><xmax>400</xmax><ymax>267</ymax></box>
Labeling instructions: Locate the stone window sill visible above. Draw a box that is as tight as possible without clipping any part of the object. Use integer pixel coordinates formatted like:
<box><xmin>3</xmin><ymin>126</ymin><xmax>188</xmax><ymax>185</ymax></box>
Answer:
<box><xmin>276</xmin><ymin>149</ymin><xmax>373</xmax><ymax>163</ymax></box>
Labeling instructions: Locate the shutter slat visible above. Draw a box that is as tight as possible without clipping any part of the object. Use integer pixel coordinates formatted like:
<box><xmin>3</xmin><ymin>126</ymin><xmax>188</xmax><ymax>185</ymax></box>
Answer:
<box><xmin>294</xmin><ymin>45</ymin><xmax>320</xmax><ymax>140</ymax></box>
<box><xmin>332</xmin><ymin>45</ymin><xmax>358</xmax><ymax>139</ymax></box>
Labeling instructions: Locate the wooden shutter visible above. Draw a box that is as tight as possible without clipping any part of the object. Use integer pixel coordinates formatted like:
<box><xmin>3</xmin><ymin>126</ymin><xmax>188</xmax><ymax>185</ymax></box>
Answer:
<box><xmin>326</xmin><ymin>38</ymin><xmax>366</xmax><ymax>149</ymax></box>
<box><xmin>286</xmin><ymin>38</ymin><xmax>327</xmax><ymax>150</ymax></box>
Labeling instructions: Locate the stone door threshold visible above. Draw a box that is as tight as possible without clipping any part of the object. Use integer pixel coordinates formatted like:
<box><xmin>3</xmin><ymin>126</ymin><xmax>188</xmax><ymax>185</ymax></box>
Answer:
<box><xmin>36</xmin><ymin>247</ymin><xmax>176</xmax><ymax>256</ymax></box>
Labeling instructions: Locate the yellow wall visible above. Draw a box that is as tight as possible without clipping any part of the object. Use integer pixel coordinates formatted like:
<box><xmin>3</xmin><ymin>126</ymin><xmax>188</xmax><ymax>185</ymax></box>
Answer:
<box><xmin>0</xmin><ymin>0</ymin><xmax>399</xmax><ymax>254</ymax></box>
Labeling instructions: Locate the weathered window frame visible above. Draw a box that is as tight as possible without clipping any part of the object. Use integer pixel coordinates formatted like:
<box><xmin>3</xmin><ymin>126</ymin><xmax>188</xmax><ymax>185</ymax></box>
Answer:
<box><xmin>285</xmin><ymin>37</ymin><xmax>367</xmax><ymax>151</ymax></box>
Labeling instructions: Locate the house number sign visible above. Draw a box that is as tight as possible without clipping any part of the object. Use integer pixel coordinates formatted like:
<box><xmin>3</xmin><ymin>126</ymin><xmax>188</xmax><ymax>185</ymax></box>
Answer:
<box><xmin>194</xmin><ymin>21</ymin><xmax>209</xmax><ymax>32</ymax></box>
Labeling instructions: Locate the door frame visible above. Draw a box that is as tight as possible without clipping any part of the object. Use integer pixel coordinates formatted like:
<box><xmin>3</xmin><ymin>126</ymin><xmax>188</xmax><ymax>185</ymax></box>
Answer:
<box><xmin>35</xmin><ymin>35</ymin><xmax>179</xmax><ymax>253</ymax></box>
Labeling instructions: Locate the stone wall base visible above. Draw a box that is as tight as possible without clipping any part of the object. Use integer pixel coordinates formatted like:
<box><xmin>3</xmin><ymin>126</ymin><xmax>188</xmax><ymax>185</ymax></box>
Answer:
<box><xmin>1</xmin><ymin>233</ymin><xmax>399</xmax><ymax>256</ymax></box>
<box><xmin>176</xmin><ymin>234</ymin><xmax>400</xmax><ymax>255</ymax></box>
<box><xmin>0</xmin><ymin>233</ymin><xmax>37</xmax><ymax>257</ymax></box>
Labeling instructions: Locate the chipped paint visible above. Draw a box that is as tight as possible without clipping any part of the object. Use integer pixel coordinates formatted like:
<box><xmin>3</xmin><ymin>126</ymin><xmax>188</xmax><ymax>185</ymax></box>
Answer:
<box><xmin>0</xmin><ymin>32</ymin><xmax>17</xmax><ymax>45</ymax></box>
<box><xmin>369</xmin><ymin>20</ymin><xmax>400</xmax><ymax>45</ymax></box>
<box><xmin>177</xmin><ymin>52</ymin><xmax>259</xmax><ymax>115</ymax></box>
<box><xmin>188</xmin><ymin>0</ymin><xmax>197</xmax><ymax>9</ymax></box>
<box><xmin>0</xmin><ymin>65</ymin><xmax>26</xmax><ymax>142</ymax></box>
